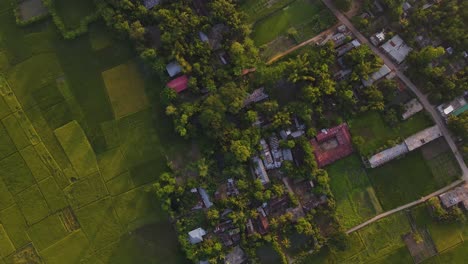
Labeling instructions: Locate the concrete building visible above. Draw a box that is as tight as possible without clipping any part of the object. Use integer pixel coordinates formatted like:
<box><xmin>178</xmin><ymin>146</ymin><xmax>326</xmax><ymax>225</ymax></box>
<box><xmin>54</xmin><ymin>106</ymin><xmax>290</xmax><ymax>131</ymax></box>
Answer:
<box><xmin>381</xmin><ymin>35</ymin><xmax>412</xmax><ymax>64</ymax></box>
<box><xmin>439</xmin><ymin>183</ymin><xmax>468</xmax><ymax>210</ymax></box>
<box><xmin>402</xmin><ymin>99</ymin><xmax>423</xmax><ymax>120</ymax></box>
<box><xmin>404</xmin><ymin>125</ymin><xmax>442</xmax><ymax>151</ymax></box>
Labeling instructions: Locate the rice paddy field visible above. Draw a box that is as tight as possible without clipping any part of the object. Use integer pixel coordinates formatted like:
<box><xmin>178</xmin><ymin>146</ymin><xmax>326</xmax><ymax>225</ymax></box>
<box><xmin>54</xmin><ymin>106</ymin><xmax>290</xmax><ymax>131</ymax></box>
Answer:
<box><xmin>0</xmin><ymin>1</ymin><xmax>190</xmax><ymax>263</ymax></box>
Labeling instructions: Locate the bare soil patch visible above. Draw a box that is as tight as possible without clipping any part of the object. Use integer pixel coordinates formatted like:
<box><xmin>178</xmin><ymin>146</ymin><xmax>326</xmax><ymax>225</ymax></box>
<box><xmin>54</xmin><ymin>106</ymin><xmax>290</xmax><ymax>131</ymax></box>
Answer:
<box><xmin>19</xmin><ymin>0</ymin><xmax>48</xmax><ymax>21</ymax></box>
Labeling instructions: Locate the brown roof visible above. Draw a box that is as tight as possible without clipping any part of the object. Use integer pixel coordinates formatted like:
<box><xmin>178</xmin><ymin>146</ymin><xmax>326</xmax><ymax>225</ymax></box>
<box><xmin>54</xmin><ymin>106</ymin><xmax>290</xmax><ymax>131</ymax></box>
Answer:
<box><xmin>310</xmin><ymin>123</ymin><xmax>353</xmax><ymax>168</ymax></box>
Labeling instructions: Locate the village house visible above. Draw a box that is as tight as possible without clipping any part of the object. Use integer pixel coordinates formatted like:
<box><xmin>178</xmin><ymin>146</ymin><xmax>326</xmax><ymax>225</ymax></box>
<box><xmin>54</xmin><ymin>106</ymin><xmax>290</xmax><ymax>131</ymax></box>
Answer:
<box><xmin>191</xmin><ymin>187</ymin><xmax>213</xmax><ymax>209</ymax></box>
<box><xmin>437</xmin><ymin>95</ymin><xmax>468</xmax><ymax>120</ymax></box>
<box><xmin>439</xmin><ymin>183</ymin><xmax>468</xmax><ymax>210</ymax></box>
<box><xmin>380</xmin><ymin>35</ymin><xmax>412</xmax><ymax>64</ymax></box>
<box><xmin>243</xmin><ymin>87</ymin><xmax>269</xmax><ymax>107</ymax></box>
<box><xmin>166</xmin><ymin>61</ymin><xmax>182</xmax><ymax>77</ymax></box>
<box><xmin>142</xmin><ymin>0</ymin><xmax>160</xmax><ymax>10</ymax></box>
<box><xmin>370</xmin><ymin>31</ymin><xmax>386</xmax><ymax>46</ymax></box>
<box><xmin>402</xmin><ymin>98</ymin><xmax>423</xmax><ymax>120</ymax></box>
<box><xmin>188</xmin><ymin>227</ymin><xmax>207</xmax><ymax>244</ymax></box>
<box><xmin>167</xmin><ymin>75</ymin><xmax>189</xmax><ymax>93</ymax></box>
<box><xmin>336</xmin><ymin>40</ymin><xmax>361</xmax><ymax>57</ymax></box>
<box><xmin>362</xmin><ymin>64</ymin><xmax>392</xmax><ymax>87</ymax></box>
<box><xmin>252</xmin><ymin>156</ymin><xmax>270</xmax><ymax>185</ymax></box>
<box><xmin>215</xmin><ymin>178</ymin><xmax>240</xmax><ymax>200</ymax></box>
<box><xmin>310</xmin><ymin>123</ymin><xmax>354</xmax><ymax>168</ymax></box>
<box><xmin>224</xmin><ymin>246</ymin><xmax>247</xmax><ymax>264</ymax></box>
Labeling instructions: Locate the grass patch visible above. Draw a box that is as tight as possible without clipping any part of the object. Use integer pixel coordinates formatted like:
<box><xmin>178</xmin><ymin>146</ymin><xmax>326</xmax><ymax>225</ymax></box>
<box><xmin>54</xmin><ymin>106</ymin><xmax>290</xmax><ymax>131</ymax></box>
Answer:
<box><xmin>2</xmin><ymin>114</ymin><xmax>30</xmax><ymax>150</ymax></box>
<box><xmin>0</xmin><ymin>152</ymin><xmax>35</xmax><ymax>194</ymax></box>
<box><xmin>252</xmin><ymin>0</ymin><xmax>333</xmax><ymax>45</ymax></box>
<box><xmin>0</xmin><ymin>178</ymin><xmax>14</xmax><ymax>211</ymax></box>
<box><xmin>241</xmin><ymin>0</ymin><xmax>293</xmax><ymax>23</ymax></box>
<box><xmin>54</xmin><ymin>0</ymin><xmax>95</xmax><ymax>30</ymax></box>
<box><xmin>0</xmin><ymin>205</ymin><xmax>30</xmax><ymax>248</ymax></box>
<box><xmin>106</xmin><ymin>172</ymin><xmax>133</xmax><ymax>196</ymax></box>
<box><xmin>348</xmin><ymin>111</ymin><xmax>433</xmax><ymax>156</ymax></box>
<box><xmin>6</xmin><ymin>53</ymin><xmax>63</xmax><ymax>109</ymax></box>
<box><xmin>75</xmin><ymin>198</ymin><xmax>122</xmax><ymax>252</ymax></box>
<box><xmin>0</xmin><ymin>224</ymin><xmax>15</xmax><ymax>258</ymax></box>
<box><xmin>63</xmin><ymin>173</ymin><xmax>108</xmax><ymax>209</ymax></box>
<box><xmin>97</xmin><ymin>147</ymin><xmax>127</xmax><ymax>182</ymax></box>
<box><xmin>102</xmin><ymin>61</ymin><xmax>149</xmax><ymax>119</ymax></box>
<box><xmin>38</xmin><ymin>177</ymin><xmax>68</xmax><ymax>212</ymax></box>
<box><xmin>55</xmin><ymin>120</ymin><xmax>99</xmax><ymax>178</ymax></box>
<box><xmin>41</xmin><ymin>230</ymin><xmax>90</xmax><ymax>264</ymax></box>
<box><xmin>357</xmin><ymin>212</ymin><xmax>410</xmax><ymax>258</ymax></box>
<box><xmin>20</xmin><ymin>145</ymin><xmax>51</xmax><ymax>182</ymax></box>
<box><xmin>113</xmin><ymin>186</ymin><xmax>160</xmax><ymax>230</ymax></box>
<box><xmin>27</xmin><ymin>214</ymin><xmax>68</xmax><ymax>251</ymax></box>
<box><xmin>0</xmin><ymin>122</ymin><xmax>16</xmax><ymax>160</ymax></box>
<box><xmin>426</xmin><ymin>151</ymin><xmax>461</xmax><ymax>187</ymax></box>
<box><xmin>89</xmin><ymin>22</ymin><xmax>114</xmax><ymax>51</ymax></box>
<box><xmin>327</xmin><ymin>154</ymin><xmax>382</xmax><ymax>229</ymax></box>
<box><xmin>16</xmin><ymin>184</ymin><xmax>50</xmax><ymax>225</ymax></box>
<box><xmin>367</xmin><ymin>151</ymin><xmax>437</xmax><ymax>210</ymax></box>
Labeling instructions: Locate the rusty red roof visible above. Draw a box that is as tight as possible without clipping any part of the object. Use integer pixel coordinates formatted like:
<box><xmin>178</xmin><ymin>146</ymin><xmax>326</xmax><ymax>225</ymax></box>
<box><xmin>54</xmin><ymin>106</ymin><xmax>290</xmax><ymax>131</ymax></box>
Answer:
<box><xmin>167</xmin><ymin>75</ymin><xmax>188</xmax><ymax>93</ymax></box>
<box><xmin>310</xmin><ymin>123</ymin><xmax>353</xmax><ymax>168</ymax></box>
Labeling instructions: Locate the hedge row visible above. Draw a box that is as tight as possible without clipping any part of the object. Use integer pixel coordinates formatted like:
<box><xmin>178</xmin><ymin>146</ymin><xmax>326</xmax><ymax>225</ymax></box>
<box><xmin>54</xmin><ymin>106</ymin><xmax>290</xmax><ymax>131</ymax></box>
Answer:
<box><xmin>41</xmin><ymin>0</ymin><xmax>100</xmax><ymax>39</ymax></box>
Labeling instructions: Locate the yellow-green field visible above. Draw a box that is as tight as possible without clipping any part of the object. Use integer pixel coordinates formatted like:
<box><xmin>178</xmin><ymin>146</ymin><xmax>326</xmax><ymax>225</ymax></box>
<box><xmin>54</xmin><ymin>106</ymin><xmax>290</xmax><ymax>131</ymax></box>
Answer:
<box><xmin>0</xmin><ymin>0</ymin><xmax>190</xmax><ymax>263</ymax></box>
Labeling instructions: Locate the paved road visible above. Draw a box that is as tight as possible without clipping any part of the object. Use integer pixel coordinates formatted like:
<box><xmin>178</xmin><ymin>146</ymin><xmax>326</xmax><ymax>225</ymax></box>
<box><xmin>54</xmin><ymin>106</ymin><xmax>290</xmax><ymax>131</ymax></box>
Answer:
<box><xmin>346</xmin><ymin>179</ymin><xmax>465</xmax><ymax>234</ymax></box>
<box><xmin>320</xmin><ymin>0</ymin><xmax>468</xmax><ymax>179</ymax></box>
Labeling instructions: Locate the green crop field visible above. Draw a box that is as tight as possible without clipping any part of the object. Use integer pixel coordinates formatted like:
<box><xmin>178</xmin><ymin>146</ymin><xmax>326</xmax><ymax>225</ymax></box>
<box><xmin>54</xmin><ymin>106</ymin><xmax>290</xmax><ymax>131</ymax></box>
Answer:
<box><xmin>368</xmin><ymin>151</ymin><xmax>442</xmax><ymax>210</ymax></box>
<box><xmin>327</xmin><ymin>154</ymin><xmax>383</xmax><ymax>229</ymax></box>
<box><xmin>0</xmin><ymin>1</ymin><xmax>191</xmax><ymax>263</ymax></box>
<box><xmin>349</xmin><ymin>111</ymin><xmax>434</xmax><ymax>156</ymax></box>
<box><xmin>251</xmin><ymin>0</ymin><xmax>335</xmax><ymax>46</ymax></box>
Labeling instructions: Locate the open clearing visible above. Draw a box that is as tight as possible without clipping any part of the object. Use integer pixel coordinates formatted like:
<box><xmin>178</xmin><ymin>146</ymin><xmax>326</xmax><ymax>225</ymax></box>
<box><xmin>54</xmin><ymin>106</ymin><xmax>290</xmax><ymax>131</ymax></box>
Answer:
<box><xmin>54</xmin><ymin>0</ymin><xmax>96</xmax><ymax>29</ymax></box>
<box><xmin>18</xmin><ymin>0</ymin><xmax>48</xmax><ymax>21</ymax></box>
<box><xmin>251</xmin><ymin>0</ymin><xmax>335</xmax><ymax>47</ymax></box>
<box><xmin>0</xmin><ymin>2</ymin><xmax>191</xmax><ymax>262</ymax></box>
<box><xmin>102</xmin><ymin>61</ymin><xmax>149</xmax><ymax>119</ymax></box>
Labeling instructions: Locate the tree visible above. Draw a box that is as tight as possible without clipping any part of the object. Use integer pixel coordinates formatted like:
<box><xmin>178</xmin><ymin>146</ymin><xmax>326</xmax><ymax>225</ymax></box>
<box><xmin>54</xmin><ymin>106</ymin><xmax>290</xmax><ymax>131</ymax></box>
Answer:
<box><xmin>230</xmin><ymin>140</ymin><xmax>252</xmax><ymax>162</ymax></box>
<box><xmin>345</xmin><ymin>45</ymin><xmax>383</xmax><ymax>80</ymax></box>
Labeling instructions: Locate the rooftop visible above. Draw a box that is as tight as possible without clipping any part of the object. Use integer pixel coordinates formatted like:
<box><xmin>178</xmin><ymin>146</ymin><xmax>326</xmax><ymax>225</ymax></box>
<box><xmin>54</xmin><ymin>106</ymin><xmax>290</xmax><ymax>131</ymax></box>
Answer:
<box><xmin>188</xmin><ymin>227</ymin><xmax>206</xmax><ymax>244</ymax></box>
<box><xmin>368</xmin><ymin>142</ymin><xmax>409</xmax><ymax>168</ymax></box>
<box><xmin>167</xmin><ymin>75</ymin><xmax>189</xmax><ymax>93</ymax></box>
<box><xmin>404</xmin><ymin>125</ymin><xmax>442</xmax><ymax>151</ymax></box>
<box><xmin>310</xmin><ymin>123</ymin><xmax>354</xmax><ymax>168</ymax></box>
<box><xmin>166</xmin><ymin>61</ymin><xmax>182</xmax><ymax>77</ymax></box>
<box><xmin>381</xmin><ymin>35</ymin><xmax>412</xmax><ymax>64</ymax></box>
<box><xmin>439</xmin><ymin>183</ymin><xmax>468</xmax><ymax>209</ymax></box>
<box><xmin>402</xmin><ymin>99</ymin><xmax>423</xmax><ymax>120</ymax></box>
<box><xmin>362</xmin><ymin>64</ymin><xmax>392</xmax><ymax>87</ymax></box>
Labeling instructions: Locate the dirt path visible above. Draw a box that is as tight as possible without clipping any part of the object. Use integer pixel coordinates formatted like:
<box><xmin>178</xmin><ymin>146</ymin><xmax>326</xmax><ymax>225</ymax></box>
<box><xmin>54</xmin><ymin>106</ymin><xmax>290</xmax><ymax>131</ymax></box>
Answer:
<box><xmin>346</xmin><ymin>179</ymin><xmax>465</xmax><ymax>234</ymax></box>
<box><xmin>266</xmin><ymin>0</ymin><xmax>363</xmax><ymax>64</ymax></box>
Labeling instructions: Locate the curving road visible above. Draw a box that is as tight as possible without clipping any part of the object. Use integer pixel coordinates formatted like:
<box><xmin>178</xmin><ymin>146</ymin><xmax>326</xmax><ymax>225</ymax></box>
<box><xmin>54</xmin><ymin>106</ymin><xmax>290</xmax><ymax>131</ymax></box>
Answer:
<box><xmin>320</xmin><ymin>0</ymin><xmax>468</xmax><ymax>179</ymax></box>
<box><xmin>319</xmin><ymin>0</ymin><xmax>468</xmax><ymax>234</ymax></box>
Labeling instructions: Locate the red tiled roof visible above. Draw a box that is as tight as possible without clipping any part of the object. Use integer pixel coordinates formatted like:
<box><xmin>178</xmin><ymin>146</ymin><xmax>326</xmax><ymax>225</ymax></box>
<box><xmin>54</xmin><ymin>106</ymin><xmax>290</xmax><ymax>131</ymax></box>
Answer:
<box><xmin>310</xmin><ymin>123</ymin><xmax>353</xmax><ymax>168</ymax></box>
<box><xmin>167</xmin><ymin>75</ymin><xmax>188</xmax><ymax>93</ymax></box>
<box><xmin>241</xmin><ymin>67</ymin><xmax>256</xmax><ymax>76</ymax></box>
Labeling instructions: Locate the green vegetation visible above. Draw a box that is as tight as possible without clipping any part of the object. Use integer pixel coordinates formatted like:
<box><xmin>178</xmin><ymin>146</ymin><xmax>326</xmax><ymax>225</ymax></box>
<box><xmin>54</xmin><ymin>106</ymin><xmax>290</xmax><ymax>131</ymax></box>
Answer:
<box><xmin>0</xmin><ymin>1</ymin><xmax>190</xmax><ymax>262</ymax></box>
<box><xmin>368</xmin><ymin>151</ymin><xmax>437</xmax><ymax>210</ymax></box>
<box><xmin>252</xmin><ymin>0</ymin><xmax>334</xmax><ymax>45</ymax></box>
<box><xmin>327</xmin><ymin>154</ymin><xmax>383</xmax><ymax>229</ymax></box>
<box><xmin>349</xmin><ymin>111</ymin><xmax>433</xmax><ymax>156</ymax></box>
